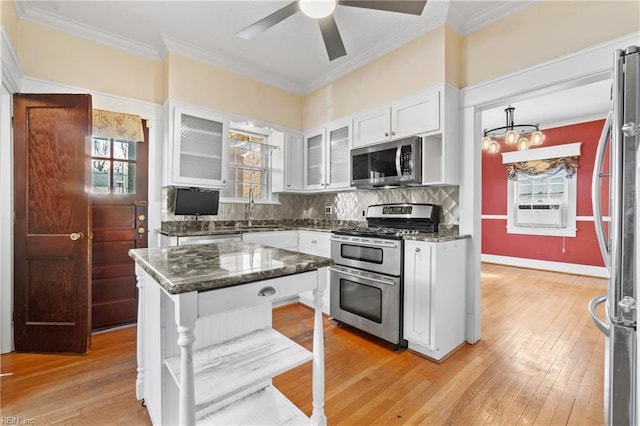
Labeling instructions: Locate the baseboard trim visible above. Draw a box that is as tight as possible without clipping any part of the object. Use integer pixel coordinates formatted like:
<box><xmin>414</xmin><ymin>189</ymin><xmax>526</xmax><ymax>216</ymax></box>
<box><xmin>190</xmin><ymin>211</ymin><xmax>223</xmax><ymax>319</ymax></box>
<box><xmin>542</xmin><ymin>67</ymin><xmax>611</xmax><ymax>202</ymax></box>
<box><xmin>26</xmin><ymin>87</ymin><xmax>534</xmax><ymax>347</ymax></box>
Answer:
<box><xmin>481</xmin><ymin>254</ymin><xmax>609</xmax><ymax>278</ymax></box>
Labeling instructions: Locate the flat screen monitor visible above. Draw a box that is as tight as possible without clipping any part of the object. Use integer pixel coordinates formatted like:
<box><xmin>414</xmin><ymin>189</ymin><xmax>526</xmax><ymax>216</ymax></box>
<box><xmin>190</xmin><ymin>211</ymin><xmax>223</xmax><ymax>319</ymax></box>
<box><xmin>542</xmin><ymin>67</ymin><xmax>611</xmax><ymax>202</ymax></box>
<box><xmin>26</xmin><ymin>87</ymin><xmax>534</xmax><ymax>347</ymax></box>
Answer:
<box><xmin>173</xmin><ymin>187</ymin><xmax>220</xmax><ymax>216</ymax></box>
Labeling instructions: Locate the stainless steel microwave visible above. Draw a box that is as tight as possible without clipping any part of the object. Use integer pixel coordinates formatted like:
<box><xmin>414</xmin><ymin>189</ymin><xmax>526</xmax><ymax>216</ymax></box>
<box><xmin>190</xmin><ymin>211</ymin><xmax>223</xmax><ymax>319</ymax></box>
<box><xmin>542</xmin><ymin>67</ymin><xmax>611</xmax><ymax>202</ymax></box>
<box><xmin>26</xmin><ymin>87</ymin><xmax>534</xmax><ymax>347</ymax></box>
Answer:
<box><xmin>351</xmin><ymin>136</ymin><xmax>422</xmax><ymax>188</ymax></box>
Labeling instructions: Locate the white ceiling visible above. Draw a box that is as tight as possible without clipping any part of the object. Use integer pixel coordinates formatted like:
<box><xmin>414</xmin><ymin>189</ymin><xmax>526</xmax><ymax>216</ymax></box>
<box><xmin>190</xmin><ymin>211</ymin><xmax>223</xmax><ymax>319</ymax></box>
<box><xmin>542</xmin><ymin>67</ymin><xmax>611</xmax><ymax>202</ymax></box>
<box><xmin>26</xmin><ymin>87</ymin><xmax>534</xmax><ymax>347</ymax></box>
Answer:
<box><xmin>14</xmin><ymin>0</ymin><xmax>611</xmax><ymax>129</ymax></box>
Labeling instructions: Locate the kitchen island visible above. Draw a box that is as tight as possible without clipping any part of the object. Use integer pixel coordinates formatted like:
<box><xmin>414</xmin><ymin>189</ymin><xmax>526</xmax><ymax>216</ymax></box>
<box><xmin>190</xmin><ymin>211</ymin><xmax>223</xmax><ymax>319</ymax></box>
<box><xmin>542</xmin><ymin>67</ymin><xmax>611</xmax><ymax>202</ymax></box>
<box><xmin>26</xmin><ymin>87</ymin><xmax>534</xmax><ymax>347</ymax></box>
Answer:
<box><xmin>129</xmin><ymin>241</ymin><xmax>333</xmax><ymax>425</ymax></box>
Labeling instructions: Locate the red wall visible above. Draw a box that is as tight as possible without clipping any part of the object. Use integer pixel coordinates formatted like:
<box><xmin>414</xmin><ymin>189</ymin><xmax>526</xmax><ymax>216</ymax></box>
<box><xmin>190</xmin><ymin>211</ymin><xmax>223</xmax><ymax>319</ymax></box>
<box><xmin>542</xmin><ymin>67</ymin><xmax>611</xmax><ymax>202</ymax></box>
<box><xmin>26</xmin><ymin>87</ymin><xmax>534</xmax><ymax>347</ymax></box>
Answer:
<box><xmin>481</xmin><ymin>119</ymin><xmax>607</xmax><ymax>267</ymax></box>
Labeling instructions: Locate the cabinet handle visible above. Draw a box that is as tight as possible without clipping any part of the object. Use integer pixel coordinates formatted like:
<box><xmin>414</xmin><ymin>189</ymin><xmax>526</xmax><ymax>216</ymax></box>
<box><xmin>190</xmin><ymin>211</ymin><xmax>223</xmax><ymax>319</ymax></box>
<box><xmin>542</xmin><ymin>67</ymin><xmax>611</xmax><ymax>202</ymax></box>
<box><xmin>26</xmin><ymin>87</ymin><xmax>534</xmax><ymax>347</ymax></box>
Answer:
<box><xmin>384</xmin><ymin>132</ymin><xmax>389</xmax><ymax>137</ymax></box>
<box><xmin>258</xmin><ymin>286</ymin><xmax>276</xmax><ymax>297</ymax></box>
<box><xmin>415</xmin><ymin>247</ymin><xmax>421</xmax><ymax>253</ymax></box>
<box><xmin>287</xmin><ymin>184</ymin><xmax>291</xmax><ymax>187</ymax></box>
<box><xmin>311</xmin><ymin>240</ymin><xmax>317</xmax><ymax>244</ymax></box>
<box><xmin>391</xmin><ymin>131</ymin><xmax>396</xmax><ymax>136</ymax></box>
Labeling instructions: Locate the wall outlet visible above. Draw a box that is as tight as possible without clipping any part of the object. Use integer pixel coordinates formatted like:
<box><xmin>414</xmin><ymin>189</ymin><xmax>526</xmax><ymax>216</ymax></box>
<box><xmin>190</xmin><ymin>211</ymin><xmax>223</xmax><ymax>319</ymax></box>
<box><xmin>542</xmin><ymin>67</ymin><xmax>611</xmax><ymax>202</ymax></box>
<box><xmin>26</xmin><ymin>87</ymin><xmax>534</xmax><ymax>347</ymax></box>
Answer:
<box><xmin>324</xmin><ymin>206</ymin><xmax>333</xmax><ymax>215</ymax></box>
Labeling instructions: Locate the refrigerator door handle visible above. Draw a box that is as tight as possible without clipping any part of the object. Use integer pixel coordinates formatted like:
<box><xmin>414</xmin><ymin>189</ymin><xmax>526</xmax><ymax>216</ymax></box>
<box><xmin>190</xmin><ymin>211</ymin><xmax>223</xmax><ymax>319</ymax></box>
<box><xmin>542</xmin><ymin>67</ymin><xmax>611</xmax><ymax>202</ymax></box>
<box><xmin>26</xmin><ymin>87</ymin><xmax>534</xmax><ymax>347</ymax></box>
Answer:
<box><xmin>591</xmin><ymin>110</ymin><xmax>613</xmax><ymax>268</ymax></box>
<box><xmin>589</xmin><ymin>294</ymin><xmax>610</xmax><ymax>337</ymax></box>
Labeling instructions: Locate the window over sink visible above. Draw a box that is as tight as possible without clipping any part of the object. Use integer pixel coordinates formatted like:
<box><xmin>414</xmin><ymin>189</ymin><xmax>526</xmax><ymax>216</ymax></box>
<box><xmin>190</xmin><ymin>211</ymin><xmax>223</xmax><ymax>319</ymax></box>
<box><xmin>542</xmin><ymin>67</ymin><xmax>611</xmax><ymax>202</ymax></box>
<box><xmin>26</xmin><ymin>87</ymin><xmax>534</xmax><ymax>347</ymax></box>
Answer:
<box><xmin>221</xmin><ymin>122</ymin><xmax>281</xmax><ymax>204</ymax></box>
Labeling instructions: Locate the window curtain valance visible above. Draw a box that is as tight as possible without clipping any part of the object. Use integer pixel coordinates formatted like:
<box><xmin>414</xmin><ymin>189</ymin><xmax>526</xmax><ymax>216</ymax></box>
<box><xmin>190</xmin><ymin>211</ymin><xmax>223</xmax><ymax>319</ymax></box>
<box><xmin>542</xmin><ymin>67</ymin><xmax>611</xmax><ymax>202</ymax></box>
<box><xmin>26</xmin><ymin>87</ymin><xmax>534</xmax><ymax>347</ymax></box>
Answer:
<box><xmin>506</xmin><ymin>156</ymin><xmax>579</xmax><ymax>180</ymax></box>
<box><xmin>92</xmin><ymin>109</ymin><xmax>144</xmax><ymax>142</ymax></box>
<box><xmin>501</xmin><ymin>142</ymin><xmax>582</xmax><ymax>181</ymax></box>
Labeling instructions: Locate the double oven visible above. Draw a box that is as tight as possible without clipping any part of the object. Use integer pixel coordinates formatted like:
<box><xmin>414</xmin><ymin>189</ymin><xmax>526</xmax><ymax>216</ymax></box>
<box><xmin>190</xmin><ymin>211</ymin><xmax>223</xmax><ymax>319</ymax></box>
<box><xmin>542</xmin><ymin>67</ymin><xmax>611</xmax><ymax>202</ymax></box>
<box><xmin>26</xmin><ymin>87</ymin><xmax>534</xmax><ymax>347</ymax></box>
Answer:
<box><xmin>329</xmin><ymin>203</ymin><xmax>440</xmax><ymax>349</ymax></box>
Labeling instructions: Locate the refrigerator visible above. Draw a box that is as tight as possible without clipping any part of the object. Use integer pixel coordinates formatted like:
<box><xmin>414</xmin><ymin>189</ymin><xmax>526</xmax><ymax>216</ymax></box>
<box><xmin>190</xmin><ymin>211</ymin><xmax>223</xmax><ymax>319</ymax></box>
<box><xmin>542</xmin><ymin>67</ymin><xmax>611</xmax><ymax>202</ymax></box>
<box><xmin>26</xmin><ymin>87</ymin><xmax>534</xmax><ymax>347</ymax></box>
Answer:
<box><xmin>590</xmin><ymin>45</ymin><xmax>639</xmax><ymax>425</ymax></box>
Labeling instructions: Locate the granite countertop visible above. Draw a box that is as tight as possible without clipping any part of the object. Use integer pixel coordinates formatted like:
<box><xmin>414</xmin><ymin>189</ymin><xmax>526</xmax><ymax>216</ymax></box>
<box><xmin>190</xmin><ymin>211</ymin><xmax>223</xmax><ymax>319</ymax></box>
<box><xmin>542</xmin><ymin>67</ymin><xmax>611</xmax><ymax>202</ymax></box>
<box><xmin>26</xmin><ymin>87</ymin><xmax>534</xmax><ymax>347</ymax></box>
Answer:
<box><xmin>129</xmin><ymin>241</ymin><xmax>334</xmax><ymax>295</ymax></box>
<box><xmin>404</xmin><ymin>228</ymin><xmax>471</xmax><ymax>243</ymax></box>
<box><xmin>158</xmin><ymin>220</ymin><xmax>469</xmax><ymax>242</ymax></box>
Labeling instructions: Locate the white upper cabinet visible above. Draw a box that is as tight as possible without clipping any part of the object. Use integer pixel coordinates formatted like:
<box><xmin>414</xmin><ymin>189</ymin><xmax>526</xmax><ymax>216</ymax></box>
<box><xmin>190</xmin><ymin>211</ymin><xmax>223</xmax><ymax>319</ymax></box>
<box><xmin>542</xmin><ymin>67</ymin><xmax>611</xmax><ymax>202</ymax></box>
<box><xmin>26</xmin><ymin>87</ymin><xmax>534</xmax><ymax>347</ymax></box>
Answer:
<box><xmin>352</xmin><ymin>88</ymin><xmax>441</xmax><ymax>148</ymax></box>
<box><xmin>304</xmin><ymin>128</ymin><xmax>326</xmax><ymax>191</ymax></box>
<box><xmin>304</xmin><ymin>119</ymin><xmax>352</xmax><ymax>191</ymax></box>
<box><xmin>169</xmin><ymin>104</ymin><xmax>229</xmax><ymax>189</ymax></box>
<box><xmin>325</xmin><ymin>119</ymin><xmax>351</xmax><ymax>190</ymax></box>
<box><xmin>284</xmin><ymin>132</ymin><xmax>304</xmax><ymax>191</ymax></box>
<box><xmin>422</xmin><ymin>85</ymin><xmax>459</xmax><ymax>186</ymax></box>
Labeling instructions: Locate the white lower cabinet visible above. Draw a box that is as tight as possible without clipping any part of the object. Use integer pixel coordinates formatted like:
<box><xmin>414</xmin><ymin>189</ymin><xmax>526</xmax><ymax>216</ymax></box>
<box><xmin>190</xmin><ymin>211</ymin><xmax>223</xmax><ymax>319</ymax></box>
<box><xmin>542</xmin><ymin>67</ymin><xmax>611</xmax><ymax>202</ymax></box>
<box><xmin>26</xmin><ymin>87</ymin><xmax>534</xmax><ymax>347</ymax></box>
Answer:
<box><xmin>241</xmin><ymin>230</ymin><xmax>298</xmax><ymax>250</ymax></box>
<box><xmin>403</xmin><ymin>238</ymin><xmax>467</xmax><ymax>361</ymax></box>
<box><xmin>297</xmin><ymin>231</ymin><xmax>331</xmax><ymax>314</ymax></box>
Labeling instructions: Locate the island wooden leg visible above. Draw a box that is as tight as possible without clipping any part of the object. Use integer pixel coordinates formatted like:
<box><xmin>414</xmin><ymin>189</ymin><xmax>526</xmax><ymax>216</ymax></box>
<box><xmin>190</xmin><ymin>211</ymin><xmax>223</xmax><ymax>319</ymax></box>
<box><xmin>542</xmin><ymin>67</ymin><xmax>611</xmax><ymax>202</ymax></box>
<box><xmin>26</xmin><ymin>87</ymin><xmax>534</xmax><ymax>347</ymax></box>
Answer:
<box><xmin>310</xmin><ymin>268</ymin><xmax>327</xmax><ymax>426</ymax></box>
<box><xmin>134</xmin><ymin>266</ymin><xmax>145</xmax><ymax>401</ymax></box>
<box><xmin>174</xmin><ymin>291</ymin><xmax>198</xmax><ymax>426</ymax></box>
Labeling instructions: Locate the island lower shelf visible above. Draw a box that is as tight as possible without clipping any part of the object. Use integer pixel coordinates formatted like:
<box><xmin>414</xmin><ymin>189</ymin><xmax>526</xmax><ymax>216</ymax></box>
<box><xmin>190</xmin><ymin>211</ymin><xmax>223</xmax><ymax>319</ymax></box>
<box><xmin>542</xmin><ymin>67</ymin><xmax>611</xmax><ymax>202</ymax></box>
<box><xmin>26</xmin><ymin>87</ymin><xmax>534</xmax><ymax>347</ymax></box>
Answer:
<box><xmin>164</xmin><ymin>327</ymin><xmax>313</xmax><ymax>419</ymax></box>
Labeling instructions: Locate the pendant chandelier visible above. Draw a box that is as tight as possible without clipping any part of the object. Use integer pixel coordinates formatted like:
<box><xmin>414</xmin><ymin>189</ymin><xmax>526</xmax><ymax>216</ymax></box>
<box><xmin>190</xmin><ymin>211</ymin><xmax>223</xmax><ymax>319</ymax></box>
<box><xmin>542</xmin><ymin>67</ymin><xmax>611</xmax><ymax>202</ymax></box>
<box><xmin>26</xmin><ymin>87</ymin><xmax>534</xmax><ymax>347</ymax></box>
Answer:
<box><xmin>481</xmin><ymin>106</ymin><xmax>545</xmax><ymax>153</ymax></box>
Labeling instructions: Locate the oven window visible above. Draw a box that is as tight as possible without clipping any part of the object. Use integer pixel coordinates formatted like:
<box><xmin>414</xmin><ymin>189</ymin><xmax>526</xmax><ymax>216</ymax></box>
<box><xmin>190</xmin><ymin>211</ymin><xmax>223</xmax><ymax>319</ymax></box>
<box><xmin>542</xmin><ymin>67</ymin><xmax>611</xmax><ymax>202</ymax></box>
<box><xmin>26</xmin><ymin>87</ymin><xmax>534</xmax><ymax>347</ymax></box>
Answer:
<box><xmin>340</xmin><ymin>244</ymin><xmax>383</xmax><ymax>264</ymax></box>
<box><xmin>339</xmin><ymin>279</ymin><xmax>382</xmax><ymax>323</ymax></box>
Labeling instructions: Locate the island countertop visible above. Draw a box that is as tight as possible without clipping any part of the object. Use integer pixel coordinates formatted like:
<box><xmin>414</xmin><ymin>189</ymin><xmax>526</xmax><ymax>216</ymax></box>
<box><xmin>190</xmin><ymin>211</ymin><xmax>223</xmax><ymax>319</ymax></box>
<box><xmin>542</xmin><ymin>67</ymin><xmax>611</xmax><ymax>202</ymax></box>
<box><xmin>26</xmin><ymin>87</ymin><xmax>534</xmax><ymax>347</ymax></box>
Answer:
<box><xmin>129</xmin><ymin>241</ymin><xmax>334</xmax><ymax>295</ymax></box>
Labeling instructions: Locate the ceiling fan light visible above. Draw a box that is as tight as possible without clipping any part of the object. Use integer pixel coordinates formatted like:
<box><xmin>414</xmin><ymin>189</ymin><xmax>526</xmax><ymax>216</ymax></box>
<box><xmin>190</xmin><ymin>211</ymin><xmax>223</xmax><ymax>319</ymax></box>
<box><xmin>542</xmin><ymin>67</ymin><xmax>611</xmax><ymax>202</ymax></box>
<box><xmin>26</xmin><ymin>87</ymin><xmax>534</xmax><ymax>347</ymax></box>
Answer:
<box><xmin>299</xmin><ymin>0</ymin><xmax>337</xmax><ymax>19</ymax></box>
<box><xmin>505</xmin><ymin>130</ymin><xmax>518</xmax><ymax>145</ymax></box>
<box><xmin>530</xmin><ymin>130</ymin><xmax>545</xmax><ymax>145</ymax></box>
<box><xmin>481</xmin><ymin>136</ymin><xmax>493</xmax><ymax>151</ymax></box>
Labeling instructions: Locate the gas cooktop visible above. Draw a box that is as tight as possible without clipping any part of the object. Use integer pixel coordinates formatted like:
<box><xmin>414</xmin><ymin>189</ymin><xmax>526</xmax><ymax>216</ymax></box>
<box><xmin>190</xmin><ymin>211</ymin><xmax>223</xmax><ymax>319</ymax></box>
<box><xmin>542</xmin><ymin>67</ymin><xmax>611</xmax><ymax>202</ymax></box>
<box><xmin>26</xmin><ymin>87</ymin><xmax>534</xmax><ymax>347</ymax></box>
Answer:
<box><xmin>334</xmin><ymin>203</ymin><xmax>440</xmax><ymax>239</ymax></box>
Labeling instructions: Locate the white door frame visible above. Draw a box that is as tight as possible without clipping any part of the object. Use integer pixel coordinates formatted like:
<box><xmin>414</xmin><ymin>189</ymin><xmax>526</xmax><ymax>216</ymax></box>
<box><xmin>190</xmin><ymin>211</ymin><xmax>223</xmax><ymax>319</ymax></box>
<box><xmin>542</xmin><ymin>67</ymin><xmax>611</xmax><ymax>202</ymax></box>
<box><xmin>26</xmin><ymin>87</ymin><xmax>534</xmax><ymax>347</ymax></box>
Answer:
<box><xmin>459</xmin><ymin>32</ymin><xmax>640</xmax><ymax>344</ymax></box>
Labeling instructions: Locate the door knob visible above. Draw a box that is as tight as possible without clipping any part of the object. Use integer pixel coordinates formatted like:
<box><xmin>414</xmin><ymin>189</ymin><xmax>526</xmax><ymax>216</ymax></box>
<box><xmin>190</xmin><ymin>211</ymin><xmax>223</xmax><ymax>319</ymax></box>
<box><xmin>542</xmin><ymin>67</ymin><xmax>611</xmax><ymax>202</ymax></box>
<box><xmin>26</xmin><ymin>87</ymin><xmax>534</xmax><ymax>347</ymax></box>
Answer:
<box><xmin>138</xmin><ymin>214</ymin><xmax>146</xmax><ymax>221</ymax></box>
<box><xmin>138</xmin><ymin>227</ymin><xmax>146</xmax><ymax>234</ymax></box>
<box><xmin>69</xmin><ymin>232</ymin><xmax>84</xmax><ymax>241</ymax></box>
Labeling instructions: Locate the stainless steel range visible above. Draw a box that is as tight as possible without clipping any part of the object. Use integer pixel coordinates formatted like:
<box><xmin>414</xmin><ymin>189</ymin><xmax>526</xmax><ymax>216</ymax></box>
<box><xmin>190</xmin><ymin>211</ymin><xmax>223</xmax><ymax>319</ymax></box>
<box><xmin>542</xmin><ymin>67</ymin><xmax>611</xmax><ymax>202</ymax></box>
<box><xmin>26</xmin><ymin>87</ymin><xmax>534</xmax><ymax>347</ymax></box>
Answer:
<box><xmin>329</xmin><ymin>203</ymin><xmax>439</xmax><ymax>349</ymax></box>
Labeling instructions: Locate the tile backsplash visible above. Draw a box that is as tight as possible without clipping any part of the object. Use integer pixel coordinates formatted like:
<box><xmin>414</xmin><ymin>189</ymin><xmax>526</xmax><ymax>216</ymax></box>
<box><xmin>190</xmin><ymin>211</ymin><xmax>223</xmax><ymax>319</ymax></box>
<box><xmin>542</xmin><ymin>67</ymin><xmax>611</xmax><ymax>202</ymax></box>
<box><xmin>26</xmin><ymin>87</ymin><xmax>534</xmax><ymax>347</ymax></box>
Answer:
<box><xmin>163</xmin><ymin>186</ymin><xmax>459</xmax><ymax>225</ymax></box>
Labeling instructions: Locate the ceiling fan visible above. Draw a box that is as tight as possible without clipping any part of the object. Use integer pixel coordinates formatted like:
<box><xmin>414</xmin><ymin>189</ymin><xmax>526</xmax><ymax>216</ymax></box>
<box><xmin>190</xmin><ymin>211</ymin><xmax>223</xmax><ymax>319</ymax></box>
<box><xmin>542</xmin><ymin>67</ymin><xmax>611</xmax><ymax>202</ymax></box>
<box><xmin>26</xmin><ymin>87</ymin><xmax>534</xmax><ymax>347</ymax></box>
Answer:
<box><xmin>237</xmin><ymin>0</ymin><xmax>428</xmax><ymax>61</ymax></box>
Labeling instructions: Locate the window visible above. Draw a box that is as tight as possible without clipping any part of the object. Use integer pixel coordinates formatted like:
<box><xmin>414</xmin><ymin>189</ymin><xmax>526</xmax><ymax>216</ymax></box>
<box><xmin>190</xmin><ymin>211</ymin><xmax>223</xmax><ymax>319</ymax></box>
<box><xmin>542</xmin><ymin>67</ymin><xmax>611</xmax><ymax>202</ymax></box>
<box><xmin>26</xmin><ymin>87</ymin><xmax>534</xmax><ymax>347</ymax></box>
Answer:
<box><xmin>221</xmin><ymin>123</ymin><xmax>279</xmax><ymax>203</ymax></box>
<box><xmin>91</xmin><ymin>137</ymin><xmax>137</xmax><ymax>194</ymax></box>
<box><xmin>503</xmin><ymin>143</ymin><xmax>581</xmax><ymax>237</ymax></box>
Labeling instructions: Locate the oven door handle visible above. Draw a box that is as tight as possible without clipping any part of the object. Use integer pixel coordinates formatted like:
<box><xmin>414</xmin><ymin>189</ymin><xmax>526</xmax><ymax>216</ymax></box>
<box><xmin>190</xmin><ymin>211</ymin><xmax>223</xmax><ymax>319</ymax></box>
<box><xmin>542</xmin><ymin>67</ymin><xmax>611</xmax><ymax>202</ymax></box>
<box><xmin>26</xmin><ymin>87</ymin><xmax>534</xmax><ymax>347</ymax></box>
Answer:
<box><xmin>329</xmin><ymin>266</ymin><xmax>397</xmax><ymax>286</ymax></box>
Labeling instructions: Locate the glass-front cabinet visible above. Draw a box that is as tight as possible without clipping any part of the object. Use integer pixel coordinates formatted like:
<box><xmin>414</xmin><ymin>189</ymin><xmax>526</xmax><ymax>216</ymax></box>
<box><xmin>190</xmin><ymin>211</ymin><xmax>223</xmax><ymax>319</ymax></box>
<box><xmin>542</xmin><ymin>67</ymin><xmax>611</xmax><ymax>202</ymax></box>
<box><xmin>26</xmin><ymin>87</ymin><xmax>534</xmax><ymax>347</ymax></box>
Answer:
<box><xmin>303</xmin><ymin>118</ymin><xmax>351</xmax><ymax>191</ymax></box>
<box><xmin>171</xmin><ymin>105</ymin><xmax>229</xmax><ymax>188</ymax></box>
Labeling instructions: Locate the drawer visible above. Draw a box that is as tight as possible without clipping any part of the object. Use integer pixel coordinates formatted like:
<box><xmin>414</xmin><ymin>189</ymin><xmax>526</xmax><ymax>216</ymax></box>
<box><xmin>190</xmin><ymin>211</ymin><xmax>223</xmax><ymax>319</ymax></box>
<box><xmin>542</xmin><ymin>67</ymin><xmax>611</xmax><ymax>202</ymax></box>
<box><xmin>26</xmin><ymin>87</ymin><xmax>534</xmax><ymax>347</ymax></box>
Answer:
<box><xmin>197</xmin><ymin>270</ymin><xmax>322</xmax><ymax>316</ymax></box>
<box><xmin>242</xmin><ymin>230</ymin><xmax>298</xmax><ymax>249</ymax></box>
<box><xmin>298</xmin><ymin>231</ymin><xmax>331</xmax><ymax>256</ymax></box>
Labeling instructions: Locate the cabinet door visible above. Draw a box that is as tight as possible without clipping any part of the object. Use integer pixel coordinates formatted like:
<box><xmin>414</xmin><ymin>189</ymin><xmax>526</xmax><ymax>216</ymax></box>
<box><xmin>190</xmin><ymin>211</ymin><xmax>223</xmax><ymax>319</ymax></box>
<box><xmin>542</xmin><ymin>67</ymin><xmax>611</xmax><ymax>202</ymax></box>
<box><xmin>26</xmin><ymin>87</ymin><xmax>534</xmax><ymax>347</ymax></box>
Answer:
<box><xmin>284</xmin><ymin>132</ymin><xmax>303</xmax><ymax>191</ymax></box>
<box><xmin>325</xmin><ymin>120</ymin><xmax>351</xmax><ymax>190</ymax></box>
<box><xmin>172</xmin><ymin>106</ymin><xmax>229</xmax><ymax>188</ymax></box>
<box><xmin>392</xmin><ymin>90</ymin><xmax>440</xmax><ymax>139</ymax></box>
<box><xmin>403</xmin><ymin>240</ymin><xmax>434</xmax><ymax>348</ymax></box>
<box><xmin>304</xmin><ymin>128</ymin><xmax>326</xmax><ymax>190</ymax></box>
<box><xmin>352</xmin><ymin>105</ymin><xmax>391</xmax><ymax>148</ymax></box>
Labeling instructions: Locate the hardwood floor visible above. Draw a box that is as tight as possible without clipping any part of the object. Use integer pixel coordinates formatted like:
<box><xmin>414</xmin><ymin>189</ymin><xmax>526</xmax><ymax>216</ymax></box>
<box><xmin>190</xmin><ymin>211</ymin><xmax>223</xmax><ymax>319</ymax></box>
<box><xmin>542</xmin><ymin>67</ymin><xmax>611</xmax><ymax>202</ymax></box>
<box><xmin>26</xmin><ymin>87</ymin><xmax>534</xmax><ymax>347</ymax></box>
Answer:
<box><xmin>1</xmin><ymin>263</ymin><xmax>607</xmax><ymax>425</ymax></box>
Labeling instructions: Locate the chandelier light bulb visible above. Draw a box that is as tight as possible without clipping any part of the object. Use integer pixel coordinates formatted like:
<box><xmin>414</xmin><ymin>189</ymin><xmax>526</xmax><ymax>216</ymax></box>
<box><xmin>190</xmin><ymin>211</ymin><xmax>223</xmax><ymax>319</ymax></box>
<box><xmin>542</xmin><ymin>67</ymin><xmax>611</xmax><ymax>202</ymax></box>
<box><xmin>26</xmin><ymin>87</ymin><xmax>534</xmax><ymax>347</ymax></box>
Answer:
<box><xmin>481</xmin><ymin>136</ymin><xmax>493</xmax><ymax>151</ymax></box>
<box><xmin>489</xmin><ymin>140</ymin><xmax>500</xmax><ymax>153</ymax></box>
<box><xmin>530</xmin><ymin>130</ymin><xmax>545</xmax><ymax>145</ymax></box>
<box><xmin>299</xmin><ymin>0</ymin><xmax>337</xmax><ymax>18</ymax></box>
<box><xmin>518</xmin><ymin>137</ymin><xmax>530</xmax><ymax>151</ymax></box>
<box><xmin>505</xmin><ymin>130</ymin><xmax>518</xmax><ymax>145</ymax></box>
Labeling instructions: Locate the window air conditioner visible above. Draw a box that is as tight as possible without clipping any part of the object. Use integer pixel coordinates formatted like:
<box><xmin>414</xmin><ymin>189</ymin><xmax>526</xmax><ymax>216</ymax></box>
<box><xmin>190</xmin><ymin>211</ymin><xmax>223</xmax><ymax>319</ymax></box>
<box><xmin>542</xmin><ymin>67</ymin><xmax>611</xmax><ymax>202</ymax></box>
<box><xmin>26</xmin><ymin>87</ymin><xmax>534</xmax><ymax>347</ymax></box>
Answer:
<box><xmin>516</xmin><ymin>204</ymin><xmax>563</xmax><ymax>228</ymax></box>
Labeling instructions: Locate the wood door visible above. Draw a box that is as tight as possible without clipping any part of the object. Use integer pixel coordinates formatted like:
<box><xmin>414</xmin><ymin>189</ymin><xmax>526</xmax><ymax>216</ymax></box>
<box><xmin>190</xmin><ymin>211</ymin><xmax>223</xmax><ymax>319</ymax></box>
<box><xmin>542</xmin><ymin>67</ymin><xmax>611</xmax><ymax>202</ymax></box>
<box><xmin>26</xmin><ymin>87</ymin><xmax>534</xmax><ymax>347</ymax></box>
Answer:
<box><xmin>90</xmin><ymin>123</ymin><xmax>148</xmax><ymax>330</ymax></box>
<box><xmin>13</xmin><ymin>93</ymin><xmax>92</xmax><ymax>354</ymax></box>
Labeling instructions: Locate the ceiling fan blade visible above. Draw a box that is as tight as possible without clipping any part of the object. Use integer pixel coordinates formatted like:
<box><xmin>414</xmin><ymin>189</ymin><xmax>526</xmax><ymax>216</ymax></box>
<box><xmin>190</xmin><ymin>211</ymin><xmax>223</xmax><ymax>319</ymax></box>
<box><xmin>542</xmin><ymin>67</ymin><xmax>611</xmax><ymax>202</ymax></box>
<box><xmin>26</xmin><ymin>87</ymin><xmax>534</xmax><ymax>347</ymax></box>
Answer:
<box><xmin>339</xmin><ymin>0</ymin><xmax>427</xmax><ymax>15</ymax></box>
<box><xmin>237</xmin><ymin>2</ymin><xmax>299</xmax><ymax>40</ymax></box>
<box><xmin>318</xmin><ymin>15</ymin><xmax>347</xmax><ymax>61</ymax></box>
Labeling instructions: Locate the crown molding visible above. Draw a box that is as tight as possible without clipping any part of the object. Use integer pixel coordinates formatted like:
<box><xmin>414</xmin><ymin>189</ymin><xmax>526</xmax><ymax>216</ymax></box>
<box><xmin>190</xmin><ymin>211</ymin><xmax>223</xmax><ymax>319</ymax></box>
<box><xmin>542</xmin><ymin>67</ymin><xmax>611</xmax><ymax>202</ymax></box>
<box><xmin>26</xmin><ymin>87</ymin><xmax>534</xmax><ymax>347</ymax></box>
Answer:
<box><xmin>444</xmin><ymin>1</ymin><xmax>466</xmax><ymax>35</ymax></box>
<box><xmin>159</xmin><ymin>36</ymin><xmax>305</xmax><ymax>95</ymax></box>
<box><xmin>461</xmin><ymin>1</ymin><xmax>538</xmax><ymax>35</ymax></box>
<box><xmin>1</xmin><ymin>28</ymin><xmax>24</xmax><ymax>92</ymax></box>
<box><xmin>16</xmin><ymin>1</ymin><xmax>161</xmax><ymax>61</ymax></box>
